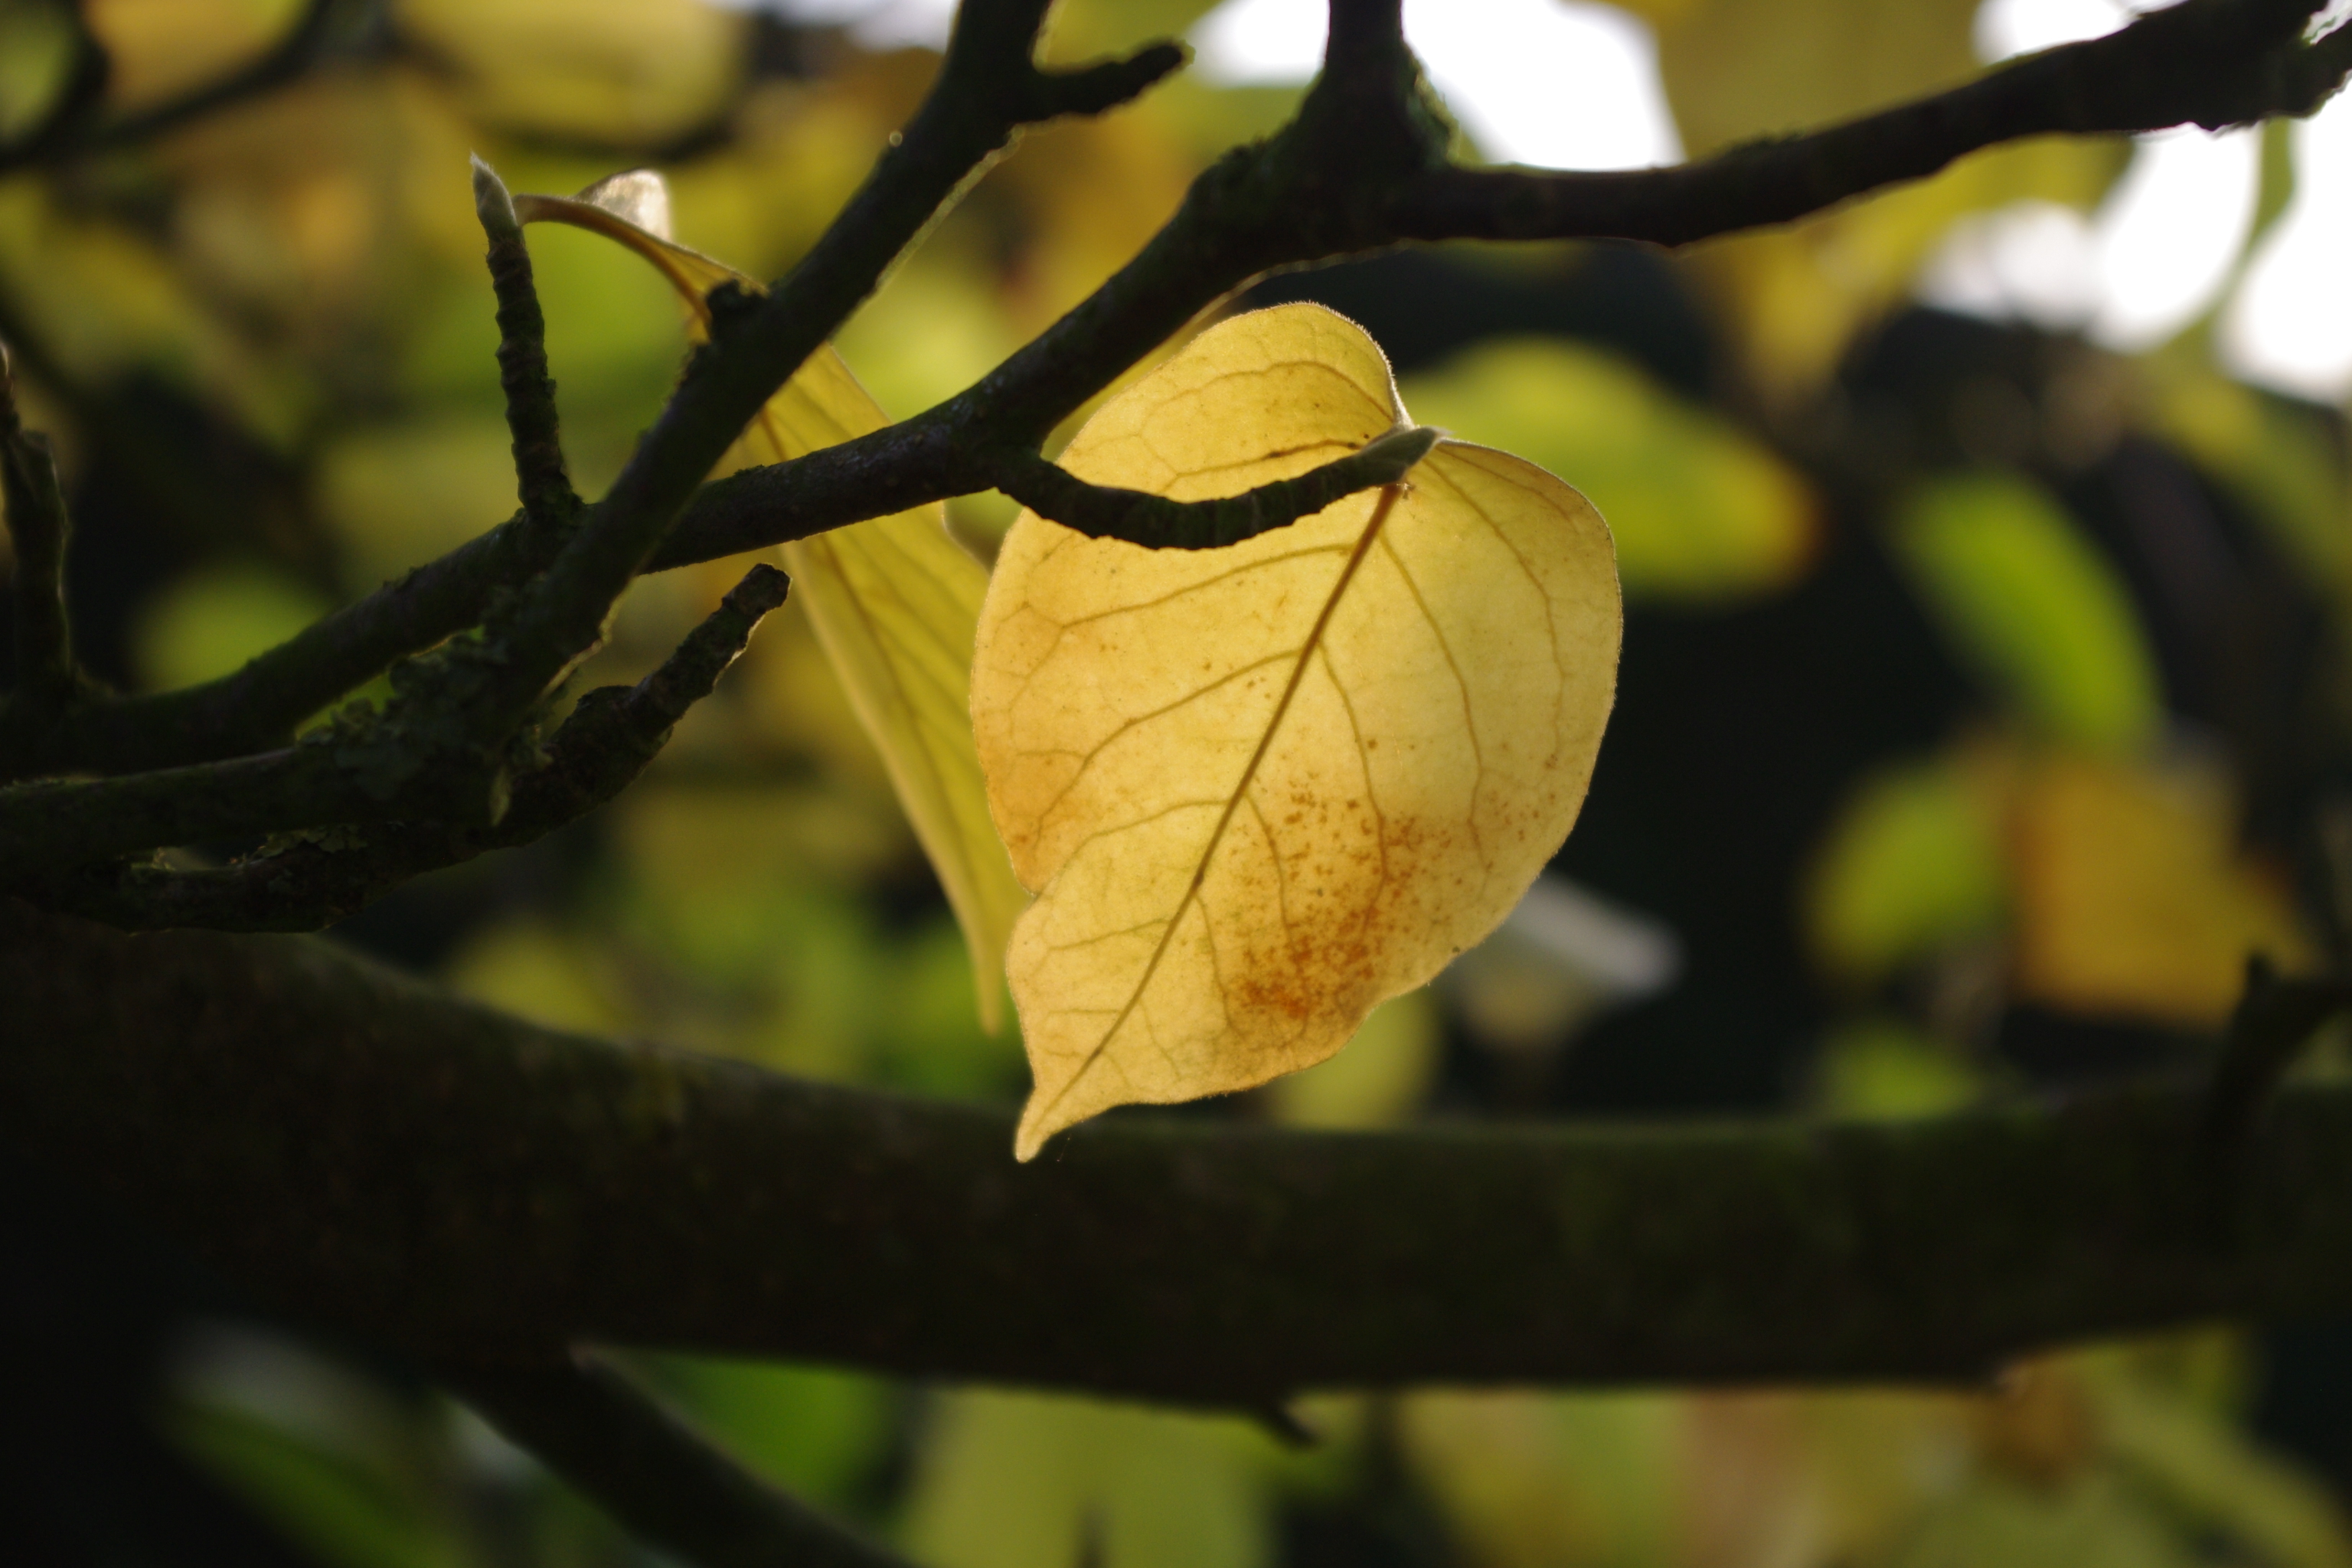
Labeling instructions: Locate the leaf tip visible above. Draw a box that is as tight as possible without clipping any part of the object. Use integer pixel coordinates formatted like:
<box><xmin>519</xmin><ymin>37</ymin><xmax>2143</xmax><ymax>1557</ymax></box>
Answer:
<box><xmin>1011</xmin><ymin>1111</ymin><xmax>1050</xmax><ymax>1163</ymax></box>
<box><xmin>575</xmin><ymin>168</ymin><xmax>675</xmax><ymax>243</ymax></box>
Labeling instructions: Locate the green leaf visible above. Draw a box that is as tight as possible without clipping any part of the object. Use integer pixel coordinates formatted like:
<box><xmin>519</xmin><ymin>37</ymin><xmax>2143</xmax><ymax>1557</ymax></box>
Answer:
<box><xmin>1805</xmin><ymin>750</ymin><xmax>2006</xmax><ymax>985</ymax></box>
<box><xmin>903</xmin><ymin>1391</ymin><xmax>1280</xmax><ymax>1568</ymax></box>
<box><xmin>1892</xmin><ymin>473</ymin><xmax>2163</xmax><ymax>753</ymax></box>
<box><xmin>1399</xmin><ymin>338</ymin><xmax>1816</xmax><ymax>603</ymax></box>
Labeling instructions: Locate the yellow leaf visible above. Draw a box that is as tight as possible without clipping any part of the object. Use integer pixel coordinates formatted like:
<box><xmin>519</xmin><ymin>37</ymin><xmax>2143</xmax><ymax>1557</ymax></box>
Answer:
<box><xmin>516</xmin><ymin>175</ymin><xmax>1027</xmax><ymax>1031</ymax></box>
<box><xmin>972</xmin><ymin>304</ymin><xmax>1621</xmax><ymax>1158</ymax></box>
<box><xmin>2010</xmin><ymin>753</ymin><xmax>2310</xmax><ymax>1030</ymax></box>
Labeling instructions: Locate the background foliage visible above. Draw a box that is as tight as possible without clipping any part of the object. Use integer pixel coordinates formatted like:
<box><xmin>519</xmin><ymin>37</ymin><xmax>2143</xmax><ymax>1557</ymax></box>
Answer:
<box><xmin>7</xmin><ymin>0</ymin><xmax>2352</xmax><ymax>1563</ymax></box>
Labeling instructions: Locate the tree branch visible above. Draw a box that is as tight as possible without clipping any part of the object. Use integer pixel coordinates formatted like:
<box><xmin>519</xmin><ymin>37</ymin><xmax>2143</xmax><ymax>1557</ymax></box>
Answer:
<box><xmin>985</xmin><ymin>425</ymin><xmax>1439</xmax><ymax>549</ymax></box>
<box><xmin>0</xmin><ymin>5</ymin><xmax>1182</xmax><ymax>787</ymax></box>
<box><xmin>443</xmin><ymin>1352</ymin><xmax>914</xmax><ymax>1568</ymax></box>
<box><xmin>649</xmin><ymin>0</ymin><xmax>2352</xmax><ymax>571</ymax></box>
<box><xmin>0</xmin><ymin>0</ymin><xmax>373</xmax><ymax>176</ymax></box>
<box><xmin>0</xmin><ymin>351</ymin><xmax>84</xmax><ymax>719</ymax></box>
<box><xmin>5</xmin><ymin>895</ymin><xmax>2348</xmax><ymax>1406</ymax></box>
<box><xmin>41</xmin><ymin>564</ymin><xmax>789</xmax><ymax>930</ymax></box>
<box><xmin>1387</xmin><ymin>0</ymin><xmax>2352</xmax><ymax>245</ymax></box>
<box><xmin>472</xmin><ymin>159</ymin><xmax>577</xmax><ymax>537</ymax></box>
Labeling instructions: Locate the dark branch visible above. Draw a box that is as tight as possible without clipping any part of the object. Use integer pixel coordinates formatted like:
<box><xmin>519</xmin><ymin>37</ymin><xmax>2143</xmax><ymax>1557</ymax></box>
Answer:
<box><xmin>0</xmin><ymin>358</ymin><xmax>83</xmax><ymax>718</ymax></box>
<box><xmin>11</xmin><ymin>896</ymin><xmax>2352</xmax><ymax>1406</ymax></box>
<box><xmin>649</xmin><ymin>0</ymin><xmax>2352</xmax><ymax>571</ymax></box>
<box><xmin>444</xmin><ymin>1353</ymin><xmax>913</xmax><ymax>1568</ymax></box>
<box><xmin>42</xmin><ymin>564</ymin><xmax>789</xmax><ymax>930</ymax></box>
<box><xmin>0</xmin><ymin>0</ymin><xmax>369</xmax><ymax>174</ymax></box>
<box><xmin>472</xmin><ymin>159</ymin><xmax>578</xmax><ymax>536</ymax></box>
<box><xmin>1387</xmin><ymin>0</ymin><xmax>2352</xmax><ymax>245</ymax></box>
<box><xmin>2</xmin><ymin>515</ymin><xmax>528</xmax><ymax>782</ymax></box>
<box><xmin>986</xmin><ymin>426</ymin><xmax>1440</xmax><ymax>549</ymax></box>
<box><xmin>0</xmin><ymin>5</ymin><xmax>1182</xmax><ymax>790</ymax></box>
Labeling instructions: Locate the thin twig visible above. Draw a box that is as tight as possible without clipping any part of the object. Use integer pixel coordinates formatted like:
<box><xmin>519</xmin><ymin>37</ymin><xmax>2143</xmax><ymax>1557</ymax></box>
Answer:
<box><xmin>443</xmin><ymin>1352</ymin><xmax>914</xmax><ymax>1568</ymax></box>
<box><xmin>472</xmin><ymin>158</ymin><xmax>577</xmax><ymax>537</ymax></box>
<box><xmin>987</xmin><ymin>425</ymin><xmax>1440</xmax><ymax>549</ymax></box>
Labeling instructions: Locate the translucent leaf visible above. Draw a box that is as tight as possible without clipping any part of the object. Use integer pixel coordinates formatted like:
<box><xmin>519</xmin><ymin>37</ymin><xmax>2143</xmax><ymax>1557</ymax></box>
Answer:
<box><xmin>516</xmin><ymin>177</ymin><xmax>1026</xmax><ymax>1031</ymax></box>
<box><xmin>972</xmin><ymin>304</ymin><xmax>1621</xmax><ymax>1158</ymax></box>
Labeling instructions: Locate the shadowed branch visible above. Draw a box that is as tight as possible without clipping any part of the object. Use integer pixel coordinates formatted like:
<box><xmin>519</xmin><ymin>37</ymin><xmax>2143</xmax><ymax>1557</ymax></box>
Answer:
<box><xmin>8</xmin><ymin>896</ymin><xmax>2351</xmax><ymax>1406</ymax></box>
<box><xmin>38</xmin><ymin>564</ymin><xmax>789</xmax><ymax>930</ymax></box>
<box><xmin>445</xmin><ymin>1352</ymin><xmax>915</xmax><ymax>1568</ymax></box>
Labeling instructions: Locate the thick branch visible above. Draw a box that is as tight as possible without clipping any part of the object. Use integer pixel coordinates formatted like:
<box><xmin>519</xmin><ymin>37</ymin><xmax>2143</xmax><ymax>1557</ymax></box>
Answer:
<box><xmin>445</xmin><ymin>1354</ymin><xmax>913</xmax><ymax>1568</ymax></box>
<box><xmin>5</xmin><ymin>897</ymin><xmax>2348</xmax><ymax>1406</ymax></box>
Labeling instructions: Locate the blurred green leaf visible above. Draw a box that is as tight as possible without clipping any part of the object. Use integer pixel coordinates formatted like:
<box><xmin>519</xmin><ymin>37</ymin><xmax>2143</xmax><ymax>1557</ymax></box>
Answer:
<box><xmin>131</xmin><ymin>561</ymin><xmax>333</xmax><ymax>693</ymax></box>
<box><xmin>1892</xmin><ymin>473</ymin><xmax>2164</xmax><ymax>753</ymax></box>
<box><xmin>658</xmin><ymin>1357</ymin><xmax>894</xmax><ymax>1514</ymax></box>
<box><xmin>1890</xmin><ymin>1474</ymin><xmax>2198</xmax><ymax>1568</ymax></box>
<box><xmin>1399</xmin><ymin>338</ymin><xmax>1817</xmax><ymax>603</ymax></box>
<box><xmin>1263</xmin><ymin>988</ymin><xmax>1440</xmax><ymax>1129</ymax></box>
<box><xmin>0</xmin><ymin>0</ymin><xmax>79</xmax><ymax>142</ymax></box>
<box><xmin>1400</xmin><ymin>1390</ymin><xmax>1681</xmax><ymax>1568</ymax></box>
<box><xmin>903</xmin><ymin>1391</ymin><xmax>1279</xmax><ymax>1568</ymax></box>
<box><xmin>1805</xmin><ymin>750</ymin><xmax>2006</xmax><ymax>985</ymax></box>
<box><xmin>171</xmin><ymin>1404</ymin><xmax>463</xmax><ymax>1568</ymax></box>
<box><xmin>396</xmin><ymin>0</ymin><xmax>746</xmax><ymax>145</ymax></box>
<box><xmin>1814</xmin><ymin>1018</ymin><xmax>1981</xmax><ymax>1119</ymax></box>
<box><xmin>2149</xmin><ymin>360</ymin><xmax>2348</xmax><ymax>587</ymax></box>
<box><xmin>1642</xmin><ymin>0</ymin><xmax>1978</xmax><ymax>158</ymax></box>
<box><xmin>2096</xmin><ymin>1376</ymin><xmax>2352</xmax><ymax>1568</ymax></box>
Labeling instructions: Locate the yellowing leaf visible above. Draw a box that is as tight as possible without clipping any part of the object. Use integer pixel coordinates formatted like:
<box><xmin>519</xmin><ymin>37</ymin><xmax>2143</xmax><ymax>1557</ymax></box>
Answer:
<box><xmin>517</xmin><ymin>175</ymin><xmax>1027</xmax><ymax>1031</ymax></box>
<box><xmin>972</xmin><ymin>304</ymin><xmax>1620</xmax><ymax>1158</ymax></box>
<box><xmin>2010</xmin><ymin>753</ymin><xmax>2310</xmax><ymax>1029</ymax></box>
